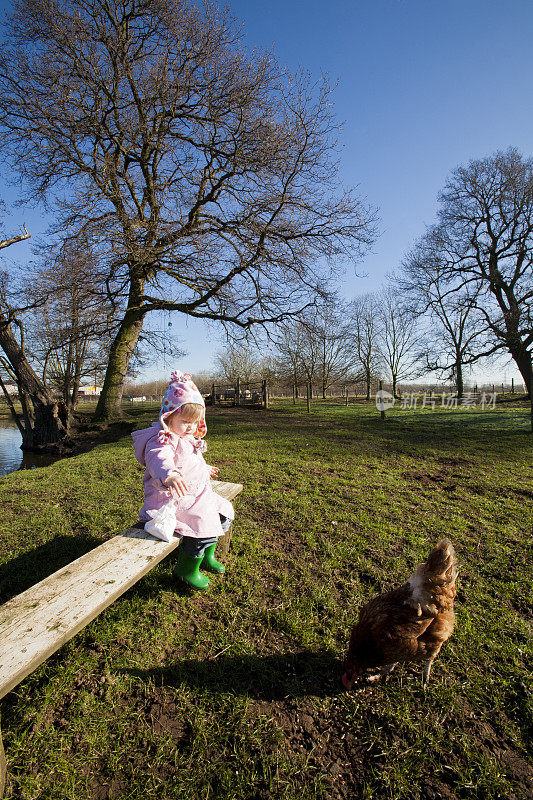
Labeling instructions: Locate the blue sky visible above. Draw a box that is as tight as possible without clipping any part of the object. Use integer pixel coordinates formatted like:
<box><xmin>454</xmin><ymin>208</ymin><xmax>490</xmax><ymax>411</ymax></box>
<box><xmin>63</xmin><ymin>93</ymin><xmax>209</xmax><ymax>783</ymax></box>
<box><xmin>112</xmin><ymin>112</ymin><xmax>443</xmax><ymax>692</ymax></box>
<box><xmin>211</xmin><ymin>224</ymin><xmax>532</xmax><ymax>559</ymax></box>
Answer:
<box><xmin>1</xmin><ymin>0</ymin><xmax>531</xmax><ymax>384</ymax></box>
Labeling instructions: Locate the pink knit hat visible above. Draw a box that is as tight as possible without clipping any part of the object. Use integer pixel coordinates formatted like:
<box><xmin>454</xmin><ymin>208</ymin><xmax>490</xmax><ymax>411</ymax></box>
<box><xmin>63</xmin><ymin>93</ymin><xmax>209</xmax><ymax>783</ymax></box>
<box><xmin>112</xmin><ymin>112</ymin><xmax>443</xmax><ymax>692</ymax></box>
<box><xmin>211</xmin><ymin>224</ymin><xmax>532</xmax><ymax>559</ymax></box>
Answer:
<box><xmin>159</xmin><ymin>371</ymin><xmax>207</xmax><ymax>438</ymax></box>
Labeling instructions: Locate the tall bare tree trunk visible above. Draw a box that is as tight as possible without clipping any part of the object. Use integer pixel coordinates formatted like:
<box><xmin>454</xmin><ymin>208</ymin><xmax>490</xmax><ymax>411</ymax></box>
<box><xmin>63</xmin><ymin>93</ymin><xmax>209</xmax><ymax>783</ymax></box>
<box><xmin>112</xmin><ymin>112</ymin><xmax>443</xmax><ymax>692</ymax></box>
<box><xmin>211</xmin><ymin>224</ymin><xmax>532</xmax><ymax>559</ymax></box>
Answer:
<box><xmin>322</xmin><ymin>339</ymin><xmax>326</xmax><ymax>398</ymax></box>
<box><xmin>0</xmin><ymin>312</ymin><xmax>69</xmax><ymax>448</ymax></box>
<box><xmin>509</xmin><ymin>347</ymin><xmax>532</xmax><ymax>397</ymax></box>
<box><xmin>70</xmin><ymin>368</ymin><xmax>82</xmax><ymax>411</ymax></box>
<box><xmin>454</xmin><ymin>358</ymin><xmax>464</xmax><ymax>399</ymax></box>
<box><xmin>94</xmin><ymin>308</ymin><xmax>145</xmax><ymax>421</ymax></box>
<box><xmin>509</xmin><ymin>347</ymin><xmax>532</xmax><ymax>431</ymax></box>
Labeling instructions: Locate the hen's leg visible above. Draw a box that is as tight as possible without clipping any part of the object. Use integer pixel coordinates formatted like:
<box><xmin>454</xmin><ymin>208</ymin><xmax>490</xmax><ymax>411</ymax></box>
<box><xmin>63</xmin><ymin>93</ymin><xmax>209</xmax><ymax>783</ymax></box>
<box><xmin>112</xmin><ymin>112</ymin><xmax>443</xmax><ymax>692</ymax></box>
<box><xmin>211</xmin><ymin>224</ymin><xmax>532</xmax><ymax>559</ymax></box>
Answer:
<box><xmin>422</xmin><ymin>659</ymin><xmax>434</xmax><ymax>688</ymax></box>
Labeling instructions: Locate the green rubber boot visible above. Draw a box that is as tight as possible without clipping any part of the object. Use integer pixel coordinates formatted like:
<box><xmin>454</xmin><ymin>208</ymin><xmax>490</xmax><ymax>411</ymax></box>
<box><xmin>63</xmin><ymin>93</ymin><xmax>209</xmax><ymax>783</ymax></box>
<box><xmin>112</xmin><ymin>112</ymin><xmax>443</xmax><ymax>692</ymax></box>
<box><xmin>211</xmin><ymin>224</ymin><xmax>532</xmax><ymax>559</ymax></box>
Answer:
<box><xmin>201</xmin><ymin>542</ymin><xmax>225</xmax><ymax>574</ymax></box>
<box><xmin>173</xmin><ymin>546</ymin><xmax>210</xmax><ymax>590</ymax></box>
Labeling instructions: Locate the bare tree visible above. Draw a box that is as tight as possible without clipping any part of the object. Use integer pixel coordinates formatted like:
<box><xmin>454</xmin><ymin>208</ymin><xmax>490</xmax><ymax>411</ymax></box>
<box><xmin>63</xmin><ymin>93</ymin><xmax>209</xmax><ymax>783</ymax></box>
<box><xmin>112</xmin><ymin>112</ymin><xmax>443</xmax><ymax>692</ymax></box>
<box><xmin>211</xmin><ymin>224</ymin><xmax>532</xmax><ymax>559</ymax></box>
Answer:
<box><xmin>274</xmin><ymin>322</ymin><xmax>307</xmax><ymax>399</ymax></box>
<box><xmin>435</xmin><ymin>149</ymin><xmax>533</xmax><ymax>423</ymax></box>
<box><xmin>25</xmin><ymin>246</ymin><xmax>114</xmax><ymax>411</ymax></box>
<box><xmin>0</xmin><ymin>0</ymin><xmax>377</xmax><ymax>420</ymax></box>
<box><xmin>275</xmin><ymin>305</ymin><xmax>350</xmax><ymax>399</ymax></box>
<box><xmin>347</xmin><ymin>294</ymin><xmax>382</xmax><ymax>400</ymax></box>
<box><xmin>0</xmin><ymin>306</ymin><xmax>70</xmax><ymax>449</ymax></box>
<box><xmin>305</xmin><ymin>300</ymin><xmax>354</xmax><ymax>398</ymax></box>
<box><xmin>257</xmin><ymin>353</ymin><xmax>278</xmax><ymax>385</ymax></box>
<box><xmin>398</xmin><ymin>237</ymin><xmax>485</xmax><ymax>397</ymax></box>
<box><xmin>215</xmin><ymin>343</ymin><xmax>260</xmax><ymax>383</ymax></box>
<box><xmin>0</xmin><ymin>225</ymin><xmax>70</xmax><ymax>447</ymax></box>
<box><xmin>298</xmin><ymin>318</ymin><xmax>322</xmax><ymax>394</ymax></box>
<box><xmin>376</xmin><ymin>287</ymin><xmax>422</xmax><ymax>398</ymax></box>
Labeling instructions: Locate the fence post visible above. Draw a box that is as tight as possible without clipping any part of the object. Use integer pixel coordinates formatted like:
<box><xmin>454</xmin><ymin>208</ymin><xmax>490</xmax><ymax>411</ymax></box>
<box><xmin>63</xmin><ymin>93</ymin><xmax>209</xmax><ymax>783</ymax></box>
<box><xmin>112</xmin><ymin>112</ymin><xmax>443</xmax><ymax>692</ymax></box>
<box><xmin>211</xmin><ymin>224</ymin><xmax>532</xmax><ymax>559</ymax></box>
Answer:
<box><xmin>235</xmin><ymin>377</ymin><xmax>240</xmax><ymax>407</ymax></box>
<box><xmin>306</xmin><ymin>381</ymin><xmax>311</xmax><ymax>413</ymax></box>
<box><xmin>211</xmin><ymin>383</ymin><xmax>216</xmax><ymax>406</ymax></box>
<box><xmin>262</xmin><ymin>379</ymin><xmax>268</xmax><ymax>409</ymax></box>
<box><xmin>292</xmin><ymin>383</ymin><xmax>296</xmax><ymax>405</ymax></box>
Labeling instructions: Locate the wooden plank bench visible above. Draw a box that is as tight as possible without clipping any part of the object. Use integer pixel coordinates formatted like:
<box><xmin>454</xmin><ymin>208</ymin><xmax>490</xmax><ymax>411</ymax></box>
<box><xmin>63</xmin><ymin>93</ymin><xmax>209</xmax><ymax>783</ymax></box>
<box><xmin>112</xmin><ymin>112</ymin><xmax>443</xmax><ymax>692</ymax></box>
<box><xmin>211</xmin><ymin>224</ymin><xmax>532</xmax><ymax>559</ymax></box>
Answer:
<box><xmin>0</xmin><ymin>479</ymin><xmax>243</xmax><ymax>798</ymax></box>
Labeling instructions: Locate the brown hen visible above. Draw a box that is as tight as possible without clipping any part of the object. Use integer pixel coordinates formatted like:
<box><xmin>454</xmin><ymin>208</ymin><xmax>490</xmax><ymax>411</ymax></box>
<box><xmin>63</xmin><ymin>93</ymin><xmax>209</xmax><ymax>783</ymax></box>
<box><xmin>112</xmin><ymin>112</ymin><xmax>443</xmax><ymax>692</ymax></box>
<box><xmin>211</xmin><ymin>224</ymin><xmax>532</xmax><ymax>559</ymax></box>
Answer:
<box><xmin>342</xmin><ymin>538</ymin><xmax>457</xmax><ymax>689</ymax></box>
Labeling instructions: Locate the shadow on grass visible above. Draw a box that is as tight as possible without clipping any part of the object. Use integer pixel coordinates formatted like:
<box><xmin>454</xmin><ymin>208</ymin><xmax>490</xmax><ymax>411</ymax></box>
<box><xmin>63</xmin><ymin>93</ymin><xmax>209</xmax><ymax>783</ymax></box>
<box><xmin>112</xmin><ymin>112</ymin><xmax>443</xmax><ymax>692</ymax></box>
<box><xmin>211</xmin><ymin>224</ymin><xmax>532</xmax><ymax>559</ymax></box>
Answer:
<box><xmin>0</xmin><ymin>533</ymin><xmax>101</xmax><ymax>604</ymax></box>
<box><xmin>272</xmin><ymin>408</ymin><xmax>532</xmax><ymax>453</ymax></box>
<box><xmin>70</xmin><ymin>418</ymin><xmax>137</xmax><ymax>453</ymax></box>
<box><xmin>123</xmin><ymin>649</ymin><xmax>343</xmax><ymax>700</ymax></box>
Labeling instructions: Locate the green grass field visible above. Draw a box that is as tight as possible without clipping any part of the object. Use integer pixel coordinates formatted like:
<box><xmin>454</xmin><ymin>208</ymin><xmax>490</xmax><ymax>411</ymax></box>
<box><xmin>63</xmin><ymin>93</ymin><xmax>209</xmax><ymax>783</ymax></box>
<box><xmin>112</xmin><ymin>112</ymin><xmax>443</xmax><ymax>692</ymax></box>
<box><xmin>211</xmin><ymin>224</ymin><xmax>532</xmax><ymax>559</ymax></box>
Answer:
<box><xmin>0</xmin><ymin>400</ymin><xmax>531</xmax><ymax>799</ymax></box>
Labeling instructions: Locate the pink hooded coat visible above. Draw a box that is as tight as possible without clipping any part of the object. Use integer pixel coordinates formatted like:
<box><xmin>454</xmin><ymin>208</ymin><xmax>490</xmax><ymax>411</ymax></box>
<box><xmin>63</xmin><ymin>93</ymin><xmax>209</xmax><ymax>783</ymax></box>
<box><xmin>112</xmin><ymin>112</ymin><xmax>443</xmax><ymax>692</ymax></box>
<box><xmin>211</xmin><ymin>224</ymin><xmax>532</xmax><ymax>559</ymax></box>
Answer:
<box><xmin>131</xmin><ymin>372</ymin><xmax>234</xmax><ymax>539</ymax></box>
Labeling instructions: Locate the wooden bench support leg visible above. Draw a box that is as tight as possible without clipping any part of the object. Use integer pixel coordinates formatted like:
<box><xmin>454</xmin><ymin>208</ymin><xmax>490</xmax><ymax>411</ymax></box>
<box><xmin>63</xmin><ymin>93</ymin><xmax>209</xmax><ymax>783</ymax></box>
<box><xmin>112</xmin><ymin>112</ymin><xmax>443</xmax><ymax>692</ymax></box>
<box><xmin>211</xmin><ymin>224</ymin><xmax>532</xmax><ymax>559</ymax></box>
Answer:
<box><xmin>220</xmin><ymin>523</ymin><xmax>233</xmax><ymax>556</ymax></box>
<box><xmin>0</xmin><ymin>716</ymin><xmax>6</xmax><ymax>800</ymax></box>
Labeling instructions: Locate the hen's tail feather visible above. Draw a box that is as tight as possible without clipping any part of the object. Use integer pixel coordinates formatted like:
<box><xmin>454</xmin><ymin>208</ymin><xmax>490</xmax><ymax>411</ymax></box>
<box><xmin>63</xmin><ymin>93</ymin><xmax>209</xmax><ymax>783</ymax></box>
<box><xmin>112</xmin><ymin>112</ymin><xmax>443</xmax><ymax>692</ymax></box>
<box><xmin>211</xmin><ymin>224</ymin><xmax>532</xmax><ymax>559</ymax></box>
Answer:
<box><xmin>425</xmin><ymin>538</ymin><xmax>457</xmax><ymax>583</ymax></box>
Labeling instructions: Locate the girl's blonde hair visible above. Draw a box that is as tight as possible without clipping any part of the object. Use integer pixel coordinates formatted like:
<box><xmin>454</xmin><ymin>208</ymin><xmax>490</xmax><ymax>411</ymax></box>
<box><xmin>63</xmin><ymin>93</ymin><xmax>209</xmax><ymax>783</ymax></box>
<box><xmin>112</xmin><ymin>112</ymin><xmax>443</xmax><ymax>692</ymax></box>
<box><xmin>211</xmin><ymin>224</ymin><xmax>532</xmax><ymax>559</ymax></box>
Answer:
<box><xmin>174</xmin><ymin>402</ymin><xmax>203</xmax><ymax>423</ymax></box>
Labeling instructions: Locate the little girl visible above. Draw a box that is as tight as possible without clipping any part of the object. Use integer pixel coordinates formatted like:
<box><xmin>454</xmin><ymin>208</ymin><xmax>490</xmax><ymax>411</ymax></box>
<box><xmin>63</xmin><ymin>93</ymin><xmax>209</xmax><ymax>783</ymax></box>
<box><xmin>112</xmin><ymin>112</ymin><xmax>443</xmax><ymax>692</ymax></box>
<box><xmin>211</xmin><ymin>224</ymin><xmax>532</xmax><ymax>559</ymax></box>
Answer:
<box><xmin>132</xmin><ymin>371</ymin><xmax>234</xmax><ymax>590</ymax></box>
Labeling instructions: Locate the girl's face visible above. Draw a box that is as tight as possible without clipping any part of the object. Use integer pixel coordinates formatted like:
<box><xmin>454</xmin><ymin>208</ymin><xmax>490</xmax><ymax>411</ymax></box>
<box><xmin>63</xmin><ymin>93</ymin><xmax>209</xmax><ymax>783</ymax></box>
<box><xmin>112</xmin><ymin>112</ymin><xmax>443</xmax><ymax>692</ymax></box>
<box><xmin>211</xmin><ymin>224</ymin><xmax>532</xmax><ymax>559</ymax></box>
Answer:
<box><xmin>167</xmin><ymin>412</ymin><xmax>198</xmax><ymax>437</ymax></box>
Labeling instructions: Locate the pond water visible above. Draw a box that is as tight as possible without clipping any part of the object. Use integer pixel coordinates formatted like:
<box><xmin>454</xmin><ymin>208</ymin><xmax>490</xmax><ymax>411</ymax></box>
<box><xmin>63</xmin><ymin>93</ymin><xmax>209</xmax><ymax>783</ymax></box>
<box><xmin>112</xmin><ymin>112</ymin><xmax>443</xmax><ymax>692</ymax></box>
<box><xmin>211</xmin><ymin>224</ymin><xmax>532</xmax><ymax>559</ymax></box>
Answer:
<box><xmin>0</xmin><ymin>420</ymin><xmax>59</xmax><ymax>476</ymax></box>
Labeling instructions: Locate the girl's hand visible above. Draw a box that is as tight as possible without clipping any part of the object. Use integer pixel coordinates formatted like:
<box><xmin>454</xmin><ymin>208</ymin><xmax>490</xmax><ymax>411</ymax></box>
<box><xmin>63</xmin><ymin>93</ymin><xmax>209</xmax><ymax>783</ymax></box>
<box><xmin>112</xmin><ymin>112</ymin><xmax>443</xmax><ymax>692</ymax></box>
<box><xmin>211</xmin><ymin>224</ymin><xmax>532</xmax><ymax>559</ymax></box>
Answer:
<box><xmin>209</xmin><ymin>465</ymin><xmax>219</xmax><ymax>477</ymax></box>
<box><xmin>164</xmin><ymin>474</ymin><xmax>189</xmax><ymax>498</ymax></box>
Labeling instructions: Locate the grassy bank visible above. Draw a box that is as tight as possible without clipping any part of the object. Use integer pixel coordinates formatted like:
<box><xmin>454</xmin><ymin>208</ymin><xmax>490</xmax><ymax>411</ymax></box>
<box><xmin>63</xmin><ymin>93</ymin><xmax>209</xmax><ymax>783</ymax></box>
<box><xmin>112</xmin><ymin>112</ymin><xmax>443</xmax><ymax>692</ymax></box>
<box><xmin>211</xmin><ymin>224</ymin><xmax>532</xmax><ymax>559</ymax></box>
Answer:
<box><xmin>0</xmin><ymin>401</ymin><xmax>531</xmax><ymax>800</ymax></box>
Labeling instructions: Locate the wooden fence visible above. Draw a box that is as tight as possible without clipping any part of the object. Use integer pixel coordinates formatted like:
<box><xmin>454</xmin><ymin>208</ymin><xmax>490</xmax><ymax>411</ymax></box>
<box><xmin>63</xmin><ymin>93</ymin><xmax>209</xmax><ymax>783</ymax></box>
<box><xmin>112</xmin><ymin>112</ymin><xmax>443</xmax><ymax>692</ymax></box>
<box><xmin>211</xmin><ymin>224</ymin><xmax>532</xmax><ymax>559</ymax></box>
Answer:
<box><xmin>206</xmin><ymin>378</ymin><xmax>268</xmax><ymax>409</ymax></box>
